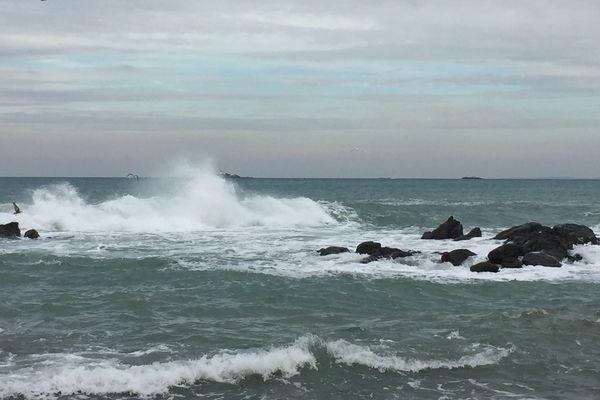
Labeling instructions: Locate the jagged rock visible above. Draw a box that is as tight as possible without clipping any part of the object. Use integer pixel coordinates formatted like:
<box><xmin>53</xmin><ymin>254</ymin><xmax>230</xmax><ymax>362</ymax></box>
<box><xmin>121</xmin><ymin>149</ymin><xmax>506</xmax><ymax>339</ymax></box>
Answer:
<box><xmin>500</xmin><ymin>257</ymin><xmax>523</xmax><ymax>269</ymax></box>
<box><xmin>454</xmin><ymin>227</ymin><xmax>482</xmax><ymax>241</ymax></box>
<box><xmin>358</xmin><ymin>246</ymin><xmax>418</xmax><ymax>263</ymax></box>
<box><xmin>488</xmin><ymin>243</ymin><xmax>524</xmax><ymax>264</ymax></box>
<box><xmin>522</xmin><ymin>251</ymin><xmax>561</xmax><ymax>267</ymax></box>
<box><xmin>470</xmin><ymin>262</ymin><xmax>500</xmax><ymax>273</ymax></box>
<box><xmin>421</xmin><ymin>216</ymin><xmax>464</xmax><ymax>240</ymax></box>
<box><xmin>441</xmin><ymin>249</ymin><xmax>476</xmax><ymax>266</ymax></box>
<box><xmin>318</xmin><ymin>246</ymin><xmax>349</xmax><ymax>256</ymax></box>
<box><xmin>0</xmin><ymin>222</ymin><xmax>20</xmax><ymax>238</ymax></box>
<box><xmin>356</xmin><ymin>241</ymin><xmax>382</xmax><ymax>255</ymax></box>
<box><xmin>552</xmin><ymin>223</ymin><xmax>599</xmax><ymax>245</ymax></box>
<box><xmin>24</xmin><ymin>229</ymin><xmax>40</xmax><ymax>239</ymax></box>
<box><xmin>493</xmin><ymin>222</ymin><xmax>543</xmax><ymax>241</ymax></box>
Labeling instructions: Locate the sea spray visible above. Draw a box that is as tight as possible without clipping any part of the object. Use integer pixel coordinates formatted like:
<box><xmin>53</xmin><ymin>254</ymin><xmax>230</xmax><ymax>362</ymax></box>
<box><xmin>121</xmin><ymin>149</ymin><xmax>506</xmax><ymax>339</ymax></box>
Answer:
<box><xmin>7</xmin><ymin>170</ymin><xmax>336</xmax><ymax>232</ymax></box>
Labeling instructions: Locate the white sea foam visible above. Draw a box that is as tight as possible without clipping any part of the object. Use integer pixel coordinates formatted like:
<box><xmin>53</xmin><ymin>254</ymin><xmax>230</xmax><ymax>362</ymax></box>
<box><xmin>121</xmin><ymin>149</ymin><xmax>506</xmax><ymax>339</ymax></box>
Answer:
<box><xmin>326</xmin><ymin>339</ymin><xmax>512</xmax><ymax>373</ymax></box>
<box><xmin>1</xmin><ymin>168</ymin><xmax>335</xmax><ymax>233</ymax></box>
<box><xmin>0</xmin><ymin>336</ymin><xmax>318</xmax><ymax>398</ymax></box>
<box><xmin>0</xmin><ymin>335</ymin><xmax>513</xmax><ymax>398</ymax></box>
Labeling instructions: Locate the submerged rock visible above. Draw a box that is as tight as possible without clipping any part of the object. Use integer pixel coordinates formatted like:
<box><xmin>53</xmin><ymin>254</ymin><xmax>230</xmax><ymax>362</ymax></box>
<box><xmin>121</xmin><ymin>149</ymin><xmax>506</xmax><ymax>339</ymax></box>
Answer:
<box><xmin>0</xmin><ymin>222</ymin><xmax>20</xmax><ymax>238</ymax></box>
<box><xmin>318</xmin><ymin>246</ymin><xmax>350</xmax><ymax>256</ymax></box>
<box><xmin>454</xmin><ymin>227</ymin><xmax>482</xmax><ymax>241</ymax></box>
<box><xmin>421</xmin><ymin>216</ymin><xmax>464</xmax><ymax>240</ymax></box>
<box><xmin>24</xmin><ymin>229</ymin><xmax>40</xmax><ymax>239</ymax></box>
<box><xmin>441</xmin><ymin>249</ymin><xmax>476</xmax><ymax>266</ymax></box>
<box><xmin>470</xmin><ymin>262</ymin><xmax>500</xmax><ymax>273</ymax></box>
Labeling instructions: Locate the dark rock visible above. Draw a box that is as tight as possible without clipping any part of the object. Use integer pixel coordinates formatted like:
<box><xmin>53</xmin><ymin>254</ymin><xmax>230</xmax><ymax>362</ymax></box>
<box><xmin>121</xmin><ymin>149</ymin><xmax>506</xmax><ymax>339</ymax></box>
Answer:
<box><xmin>356</xmin><ymin>241</ymin><xmax>382</xmax><ymax>255</ymax></box>
<box><xmin>454</xmin><ymin>227</ymin><xmax>482</xmax><ymax>241</ymax></box>
<box><xmin>421</xmin><ymin>216</ymin><xmax>464</xmax><ymax>240</ymax></box>
<box><xmin>493</xmin><ymin>222</ymin><xmax>543</xmax><ymax>241</ymax></box>
<box><xmin>360</xmin><ymin>255</ymin><xmax>381</xmax><ymax>264</ymax></box>
<box><xmin>389</xmin><ymin>249</ymin><xmax>419</xmax><ymax>259</ymax></box>
<box><xmin>0</xmin><ymin>222</ymin><xmax>20</xmax><ymax>238</ymax></box>
<box><xmin>500</xmin><ymin>257</ymin><xmax>523</xmax><ymax>269</ymax></box>
<box><xmin>24</xmin><ymin>229</ymin><xmax>40</xmax><ymax>239</ymax></box>
<box><xmin>567</xmin><ymin>254</ymin><xmax>583</xmax><ymax>263</ymax></box>
<box><xmin>318</xmin><ymin>246</ymin><xmax>349</xmax><ymax>256</ymax></box>
<box><xmin>421</xmin><ymin>231</ymin><xmax>434</xmax><ymax>239</ymax></box>
<box><xmin>470</xmin><ymin>262</ymin><xmax>500</xmax><ymax>273</ymax></box>
<box><xmin>552</xmin><ymin>223</ymin><xmax>599</xmax><ymax>246</ymax></box>
<box><xmin>488</xmin><ymin>243</ymin><xmax>524</xmax><ymax>264</ymax></box>
<box><xmin>522</xmin><ymin>251</ymin><xmax>561</xmax><ymax>267</ymax></box>
<box><xmin>519</xmin><ymin>233</ymin><xmax>570</xmax><ymax>260</ymax></box>
<box><xmin>441</xmin><ymin>249</ymin><xmax>476</xmax><ymax>266</ymax></box>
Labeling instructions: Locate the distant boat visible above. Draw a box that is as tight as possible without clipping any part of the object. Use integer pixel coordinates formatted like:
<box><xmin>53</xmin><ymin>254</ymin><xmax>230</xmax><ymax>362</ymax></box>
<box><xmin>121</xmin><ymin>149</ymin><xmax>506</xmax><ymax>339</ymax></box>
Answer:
<box><xmin>461</xmin><ymin>176</ymin><xmax>483</xmax><ymax>180</ymax></box>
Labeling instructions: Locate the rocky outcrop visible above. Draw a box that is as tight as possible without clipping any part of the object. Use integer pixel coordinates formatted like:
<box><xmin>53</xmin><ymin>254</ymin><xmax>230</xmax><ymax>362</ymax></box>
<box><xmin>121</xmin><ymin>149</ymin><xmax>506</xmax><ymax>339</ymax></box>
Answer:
<box><xmin>522</xmin><ymin>251</ymin><xmax>561</xmax><ymax>267</ymax></box>
<box><xmin>421</xmin><ymin>216</ymin><xmax>464</xmax><ymax>240</ymax></box>
<box><xmin>356</xmin><ymin>241</ymin><xmax>382</xmax><ymax>255</ymax></box>
<box><xmin>441</xmin><ymin>249</ymin><xmax>476</xmax><ymax>266</ymax></box>
<box><xmin>24</xmin><ymin>229</ymin><xmax>40</xmax><ymax>239</ymax></box>
<box><xmin>318</xmin><ymin>246</ymin><xmax>349</xmax><ymax>256</ymax></box>
<box><xmin>454</xmin><ymin>227</ymin><xmax>482</xmax><ymax>241</ymax></box>
<box><xmin>0</xmin><ymin>222</ymin><xmax>21</xmax><ymax>238</ymax></box>
<box><xmin>470</xmin><ymin>262</ymin><xmax>500</xmax><ymax>273</ymax></box>
<box><xmin>552</xmin><ymin>223</ymin><xmax>599</xmax><ymax>245</ymax></box>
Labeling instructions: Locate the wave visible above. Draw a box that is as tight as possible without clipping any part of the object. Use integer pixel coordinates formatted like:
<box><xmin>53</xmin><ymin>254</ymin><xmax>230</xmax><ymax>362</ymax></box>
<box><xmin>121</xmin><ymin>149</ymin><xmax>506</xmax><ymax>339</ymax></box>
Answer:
<box><xmin>0</xmin><ymin>335</ymin><xmax>512</xmax><ymax>399</ymax></box>
<box><xmin>0</xmin><ymin>170</ymin><xmax>336</xmax><ymax>232</ymax></box>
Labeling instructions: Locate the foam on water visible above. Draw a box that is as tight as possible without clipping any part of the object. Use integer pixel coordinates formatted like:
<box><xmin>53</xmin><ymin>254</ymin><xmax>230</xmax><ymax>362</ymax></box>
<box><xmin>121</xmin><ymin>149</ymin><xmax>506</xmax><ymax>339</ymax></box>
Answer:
<box><xmin>0</xmin><ymin>335</ymin><xmax>511</xmax><ymax>399</ymax></box>
<box><xmin>0</xmin><ymin>169</ymin><xmax>336</xmax><ymax>232</ymax></box>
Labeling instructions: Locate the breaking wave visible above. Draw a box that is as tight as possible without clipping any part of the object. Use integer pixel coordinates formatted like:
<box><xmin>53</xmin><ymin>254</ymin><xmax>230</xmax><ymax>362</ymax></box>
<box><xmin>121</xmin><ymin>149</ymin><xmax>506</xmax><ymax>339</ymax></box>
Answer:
<box><xmin>0</xmin><ymin>336</ymin><xmax>512</xmax><ymax>399</ymax></box>
<box><xmin>3</xmin><ymin>170</ymin><xmax>336</xmax><ymax>232</ymax></box>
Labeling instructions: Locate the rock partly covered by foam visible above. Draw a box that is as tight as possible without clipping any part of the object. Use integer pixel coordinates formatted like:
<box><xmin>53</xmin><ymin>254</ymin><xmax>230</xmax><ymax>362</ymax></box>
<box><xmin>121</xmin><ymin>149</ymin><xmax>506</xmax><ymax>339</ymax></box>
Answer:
<box><xmin>487</xmin><ymin>222</ymin><xmax>599</xmax><ymax>269</ymax></box>
<box><xmin>355</xmin><ymin>241</ymin><xmax>418</xmax><ymax>264</ymax></box>
<box><xmin>441</xmin><ymin>249</ymin><xmax>476</xmax><ymax>266</ymax></box>
<box><xmin>0</xmin><ymin>222</ymin><xmax>21</xmax><ymax>238</ymax></box>
<box><xmin>318</xmin><ymin>246</ymin><xmax>350</xmax><ymax>256</ymax></box>
<box><xmin>421</xmin><ymin>216</ymin><xmax>463</xmax><ymax>240</ymax></box>
<box><xmin>470</xmin><ymin>261</ymin><xmax>500</xmax><ymax>273</ymax></box>
<box><xmin>24</xmin><ymin>229</ymin><xmax>40</xmax><ymax>239</ymax></box>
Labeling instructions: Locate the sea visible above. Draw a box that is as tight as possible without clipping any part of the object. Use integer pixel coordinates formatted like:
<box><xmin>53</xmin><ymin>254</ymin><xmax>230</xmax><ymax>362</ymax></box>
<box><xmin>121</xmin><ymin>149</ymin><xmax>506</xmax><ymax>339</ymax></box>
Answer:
<box><xmin>1</xmin><ymin>172</ymin><xmax>600</xmax><ymax>399</ymax></box>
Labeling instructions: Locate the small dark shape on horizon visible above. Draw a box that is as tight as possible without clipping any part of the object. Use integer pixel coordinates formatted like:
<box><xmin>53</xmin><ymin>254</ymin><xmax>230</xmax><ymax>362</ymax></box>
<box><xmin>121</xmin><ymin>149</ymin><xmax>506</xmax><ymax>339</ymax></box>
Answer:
<box><xmin>461</xmin><ymin>176</ymin><xmax>484</xmax><ymax>180</ymax></box>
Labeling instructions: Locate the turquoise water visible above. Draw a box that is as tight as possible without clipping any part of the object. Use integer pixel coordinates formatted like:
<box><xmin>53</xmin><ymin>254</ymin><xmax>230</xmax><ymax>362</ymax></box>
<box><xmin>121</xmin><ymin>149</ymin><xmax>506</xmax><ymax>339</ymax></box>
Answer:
<box><xmin>1</xmin><ymin>175</ymin><xmax>600</xmax><ymax>399</ymax></box>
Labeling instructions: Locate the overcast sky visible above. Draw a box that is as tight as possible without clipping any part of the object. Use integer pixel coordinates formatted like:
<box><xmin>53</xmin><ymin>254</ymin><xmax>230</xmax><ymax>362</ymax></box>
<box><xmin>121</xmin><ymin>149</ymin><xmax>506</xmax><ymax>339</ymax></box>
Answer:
<box><xmin>1</xmin><ymin>0</ymin><xmax>599</xmax><ymax>177</ymax></box>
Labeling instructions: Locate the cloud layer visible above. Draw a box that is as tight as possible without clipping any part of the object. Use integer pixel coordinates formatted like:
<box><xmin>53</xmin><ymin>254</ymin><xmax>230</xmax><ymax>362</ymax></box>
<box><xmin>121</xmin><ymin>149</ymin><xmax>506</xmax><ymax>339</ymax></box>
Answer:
<box><xmin>1</xmin><ymin>0</ymin><xmax>599</xmax><ymax>177</ymax></box>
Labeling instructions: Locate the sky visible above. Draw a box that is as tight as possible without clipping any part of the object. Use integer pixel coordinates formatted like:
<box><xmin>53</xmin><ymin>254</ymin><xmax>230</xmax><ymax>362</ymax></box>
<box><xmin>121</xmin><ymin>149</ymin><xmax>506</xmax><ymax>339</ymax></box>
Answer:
<box><xmin>1</xmin><ymin>0</ymin><xmax>599</xmax><ymax>178</ymax></box>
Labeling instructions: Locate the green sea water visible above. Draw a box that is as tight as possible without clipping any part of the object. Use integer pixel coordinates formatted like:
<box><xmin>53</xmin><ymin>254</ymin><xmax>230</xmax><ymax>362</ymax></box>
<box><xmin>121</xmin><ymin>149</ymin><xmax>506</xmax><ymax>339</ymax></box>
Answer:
<box><xmin>1</xmin><ymin>175</ymin><xmax>600</xmax><ymax>399</ymax></box>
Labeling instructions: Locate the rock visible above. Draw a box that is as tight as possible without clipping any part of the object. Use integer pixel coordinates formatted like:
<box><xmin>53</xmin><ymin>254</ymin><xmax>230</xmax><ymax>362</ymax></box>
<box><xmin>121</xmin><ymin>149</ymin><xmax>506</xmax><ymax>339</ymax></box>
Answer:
<box><xmin>470</xmin><ymin>262</ymin><xmax>500</xmax><ymax>273</ymax></box>
<box><xmin>388</xmin><ymin>249</ymin><xmax>419</xmax><ymax>259</ymax></box>
<box><xmin>24</xmin><ymin>229</ymin><xmax>40</xmax><ymax>239</ymax></box>
<box><xmin>421</xmin><ymin>216</ymin><xmax>463</xmax><ymax>240</ymax></box>
<box><xmin>552</xmin><ymin>223</ymin><xmax>599</xmax><ymax>246</ymax></box>
<box><xmin>522</xmin><ymin>251</ymin><xmax>561</xmax><ymax>267</ymax></box>
<box><xmin>356</xmin><ymin>241</ymin><xmax>382</xmax><ymax>255</ymax></box>
<box><xmin>493</xmin><ymin>222</ymin><xmax>543</xmax><ymax>241</ymax></box>
<box><xmin>488</xmin><ymin>243</ymin><xmax>523</xmax><ymax>264</ymax></box>
<box><xmin>441</xmin><ymin>249</ymin><xmax>476</xmax><ymax>266</ymax></box>
<box><xmin>318</xmin><ymin>246</ymin><xmax>349</xmax><ymax>256</ymax></box>
<box><xmin>454</xmin><ymin>227</ymin><xmax>482</xmax><ymax>241</ymax></box>
<box><xmin>421</xmin><ymin>231</ymin><xmax>434</xmax><ymax>239</ymax></box>
<box><xmin>567</xmin><ymin>254</ymin><xmax>583</xmax><ymax>263</ymax></box>
<box><xmin>360</xmin><ymin>255</ymin><xmax>382</xmax><ymax>264</ymax></box>
<box><xmin>0</xmin><ymin>222</ymin><xmax>20</xmax><ymax>238</ymax></box>
<box><xmin>500</xmin><ymin>257</ymin><xmax>523</xmax><ymax>269</ymax></box>
<box><xmin>519</xmin><ymin>232</ymin><xmax>570</xmax><ymax>261</ymax></box>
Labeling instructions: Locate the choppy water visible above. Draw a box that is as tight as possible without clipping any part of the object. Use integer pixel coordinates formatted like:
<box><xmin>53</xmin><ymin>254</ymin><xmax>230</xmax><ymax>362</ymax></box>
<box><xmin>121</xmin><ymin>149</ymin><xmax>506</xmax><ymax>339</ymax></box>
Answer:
<box><xmin>1</xmin><ymin>172</ymin><xmax>600</xmax><ymax>399</ymax></box>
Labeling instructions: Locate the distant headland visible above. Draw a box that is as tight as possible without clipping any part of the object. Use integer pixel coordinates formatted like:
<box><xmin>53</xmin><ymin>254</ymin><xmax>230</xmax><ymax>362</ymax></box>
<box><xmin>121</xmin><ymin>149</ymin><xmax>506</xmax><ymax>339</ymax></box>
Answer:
<box><xmin>461</xmin><ymin>176</ymin><xmax>484</xmax><ymax>180</ymax></box>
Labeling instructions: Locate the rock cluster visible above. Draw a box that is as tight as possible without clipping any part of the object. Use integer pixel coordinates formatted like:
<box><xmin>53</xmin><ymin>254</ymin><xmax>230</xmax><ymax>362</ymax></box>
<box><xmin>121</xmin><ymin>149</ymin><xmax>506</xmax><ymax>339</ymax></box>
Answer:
<box><xmin>0</xmin><ymin>222</ymin><xmax>39</xmax><ymax>239</ymax></box>
<box><xmin>318</xmin><ymin>216</ymin><xmax>598</xmax><ymax>274</ymax></box>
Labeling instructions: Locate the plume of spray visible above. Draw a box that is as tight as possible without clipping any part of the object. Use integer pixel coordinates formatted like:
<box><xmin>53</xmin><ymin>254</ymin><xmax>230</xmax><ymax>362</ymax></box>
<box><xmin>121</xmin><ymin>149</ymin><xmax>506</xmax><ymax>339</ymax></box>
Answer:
<box><xmin>8</xmin><ymin>160</ymin><xmax>336</xmax><ymax>232</ymax></box>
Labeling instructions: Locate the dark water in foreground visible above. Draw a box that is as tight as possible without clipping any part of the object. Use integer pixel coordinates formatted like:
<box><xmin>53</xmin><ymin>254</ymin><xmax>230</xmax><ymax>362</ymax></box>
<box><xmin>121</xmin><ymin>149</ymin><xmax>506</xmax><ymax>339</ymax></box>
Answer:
<box><xmin>1</xmin><ymin>176</ymin><xmax>600</xmax><ymax>399</ymax></box>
